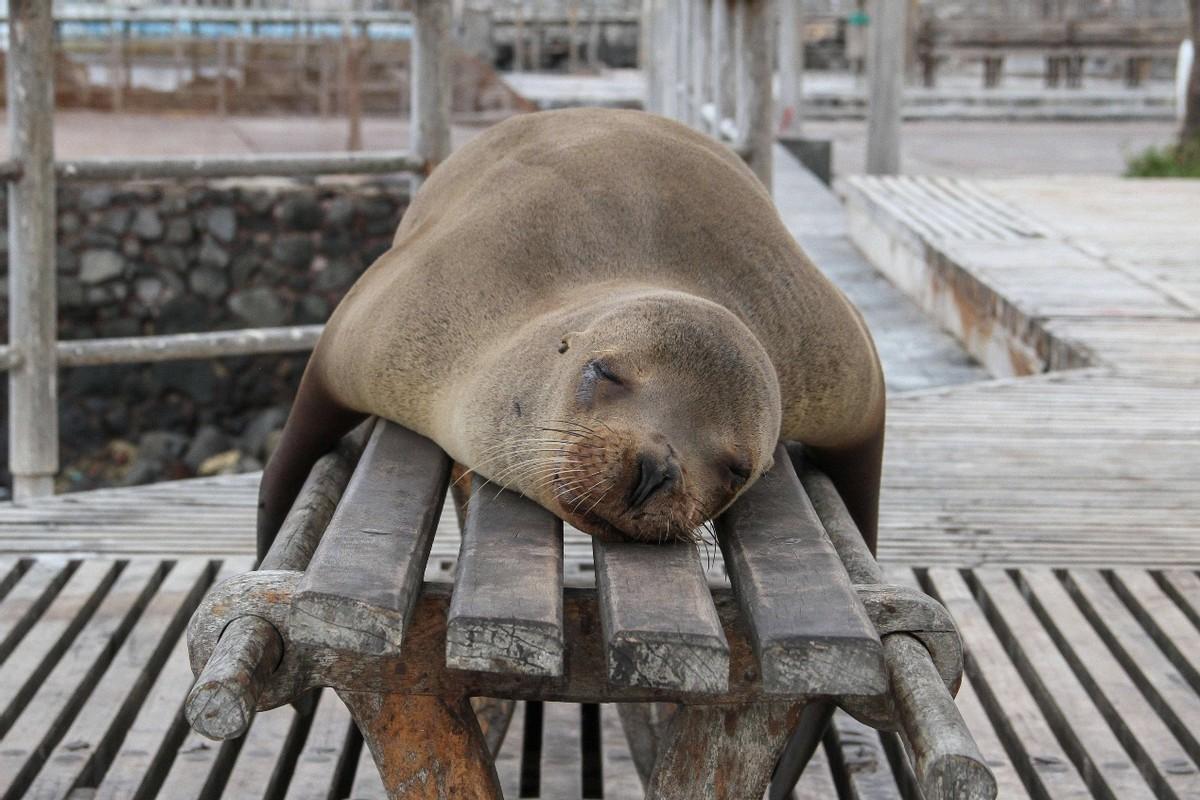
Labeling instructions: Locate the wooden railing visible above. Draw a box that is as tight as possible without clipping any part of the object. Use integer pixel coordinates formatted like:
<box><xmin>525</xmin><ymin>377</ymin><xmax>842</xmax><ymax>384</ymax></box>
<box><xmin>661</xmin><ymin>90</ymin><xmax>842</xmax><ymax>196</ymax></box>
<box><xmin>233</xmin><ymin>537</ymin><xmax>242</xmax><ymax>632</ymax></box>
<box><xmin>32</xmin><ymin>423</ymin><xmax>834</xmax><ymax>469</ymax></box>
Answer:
<box><xmin>3</xmin><ymin>0</ymin><xmax>451</xmax><ymax>501</ymax></box>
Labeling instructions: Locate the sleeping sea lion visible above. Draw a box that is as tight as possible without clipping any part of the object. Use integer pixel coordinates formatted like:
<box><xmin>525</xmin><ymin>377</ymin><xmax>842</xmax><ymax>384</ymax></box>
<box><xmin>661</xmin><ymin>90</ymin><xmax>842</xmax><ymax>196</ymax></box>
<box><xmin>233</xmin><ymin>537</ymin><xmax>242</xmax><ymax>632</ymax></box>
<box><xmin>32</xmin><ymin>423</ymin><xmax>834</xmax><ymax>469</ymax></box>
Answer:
<box><xmin>258</xmin><ymin>108</ymin><xmax>885</xmax><ymax>559</ymax></box>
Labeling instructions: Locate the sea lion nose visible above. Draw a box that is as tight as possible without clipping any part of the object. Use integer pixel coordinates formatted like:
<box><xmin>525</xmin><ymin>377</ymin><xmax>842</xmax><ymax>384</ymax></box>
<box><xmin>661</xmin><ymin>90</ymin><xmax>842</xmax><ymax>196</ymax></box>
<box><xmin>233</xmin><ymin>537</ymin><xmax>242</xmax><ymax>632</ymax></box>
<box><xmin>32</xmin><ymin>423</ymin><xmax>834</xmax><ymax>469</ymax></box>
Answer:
<box><xmin>629</xmin><ymin>451</ymin><xmax>680</xmax><ymax>509</ymax></box>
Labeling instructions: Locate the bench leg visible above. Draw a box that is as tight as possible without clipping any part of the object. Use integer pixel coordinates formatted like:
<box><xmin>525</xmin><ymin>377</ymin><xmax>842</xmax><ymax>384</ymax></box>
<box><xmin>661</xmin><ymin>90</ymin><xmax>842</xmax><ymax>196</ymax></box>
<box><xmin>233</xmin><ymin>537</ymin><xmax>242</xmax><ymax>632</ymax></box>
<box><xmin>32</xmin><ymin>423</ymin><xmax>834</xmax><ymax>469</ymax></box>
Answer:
<box><xmin>617</xmin><ymin>702</ymin><xmax>679</xmax><ymax>787</ymax></box>
<box><xmin>339</xmin><ymin>691</ymin><xmax>503</xmax><ymax>800</ymax></box>
<box><xmin>646</xmin><ymin>701</ymin><xmax>807</xmax><ymax>800</ymax></box>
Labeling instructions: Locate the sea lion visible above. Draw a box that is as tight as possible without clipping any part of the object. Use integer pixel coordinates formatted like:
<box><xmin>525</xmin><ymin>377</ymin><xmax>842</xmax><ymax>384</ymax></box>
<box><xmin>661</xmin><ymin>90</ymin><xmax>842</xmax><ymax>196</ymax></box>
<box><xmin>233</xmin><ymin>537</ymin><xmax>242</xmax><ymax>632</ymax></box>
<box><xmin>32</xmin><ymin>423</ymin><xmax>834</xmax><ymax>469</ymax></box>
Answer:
<box><xmin>258</xmin><ymin>107</ymin><xmax>885</xmax><ymax>559</ymax></box>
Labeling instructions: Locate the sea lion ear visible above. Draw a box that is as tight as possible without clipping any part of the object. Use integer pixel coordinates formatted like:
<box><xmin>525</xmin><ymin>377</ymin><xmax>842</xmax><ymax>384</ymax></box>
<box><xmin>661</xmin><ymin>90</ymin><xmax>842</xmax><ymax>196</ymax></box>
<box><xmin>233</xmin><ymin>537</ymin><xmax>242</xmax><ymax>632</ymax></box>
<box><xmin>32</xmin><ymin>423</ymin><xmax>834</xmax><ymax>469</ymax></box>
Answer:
<box><xmin>558</xmin><ymin>331</ymin><xmax>583</xmax><ymax>354</ymax></box>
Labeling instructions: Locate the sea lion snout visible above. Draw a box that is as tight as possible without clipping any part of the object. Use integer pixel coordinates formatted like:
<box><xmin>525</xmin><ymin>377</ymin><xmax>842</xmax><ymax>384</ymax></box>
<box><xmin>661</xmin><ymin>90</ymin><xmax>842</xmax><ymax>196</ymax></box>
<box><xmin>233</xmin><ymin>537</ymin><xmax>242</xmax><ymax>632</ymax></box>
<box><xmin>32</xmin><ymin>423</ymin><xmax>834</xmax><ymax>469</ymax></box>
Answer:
<box><xmin>628</xmin><ymin>449</ymin><xmax>680</xmax><ymax>510</ymax></box>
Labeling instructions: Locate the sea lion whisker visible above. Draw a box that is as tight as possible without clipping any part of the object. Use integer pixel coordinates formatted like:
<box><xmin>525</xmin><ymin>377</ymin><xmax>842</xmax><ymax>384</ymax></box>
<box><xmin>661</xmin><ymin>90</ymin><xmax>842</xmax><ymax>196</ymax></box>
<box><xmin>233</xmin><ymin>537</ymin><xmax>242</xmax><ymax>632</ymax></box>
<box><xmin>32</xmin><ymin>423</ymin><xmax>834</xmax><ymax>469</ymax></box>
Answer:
<box><xmin>571</xmin><ymin>477</ymin><xmax>612</xmax><ymax>513</ymax></box>
<box><xmin>579</xmin><ymin>481</ymin><xmax>613</xmax><ymax>515</ymax></box>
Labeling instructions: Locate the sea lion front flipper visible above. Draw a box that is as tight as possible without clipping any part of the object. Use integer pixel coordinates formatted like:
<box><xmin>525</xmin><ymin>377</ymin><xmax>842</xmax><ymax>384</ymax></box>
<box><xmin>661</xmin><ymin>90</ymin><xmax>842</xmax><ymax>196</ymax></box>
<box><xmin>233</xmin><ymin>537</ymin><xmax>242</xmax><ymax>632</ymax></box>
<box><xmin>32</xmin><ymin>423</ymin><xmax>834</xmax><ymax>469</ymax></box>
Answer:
<box><xmin>256</xmin><ymin>367</ymin><xmax>367</xmax><ymax>564</ymax></box>
<box><xmin>799</xmin><ymin>420</ymin><xmax>885</xmax><ymax>556</ymax></box>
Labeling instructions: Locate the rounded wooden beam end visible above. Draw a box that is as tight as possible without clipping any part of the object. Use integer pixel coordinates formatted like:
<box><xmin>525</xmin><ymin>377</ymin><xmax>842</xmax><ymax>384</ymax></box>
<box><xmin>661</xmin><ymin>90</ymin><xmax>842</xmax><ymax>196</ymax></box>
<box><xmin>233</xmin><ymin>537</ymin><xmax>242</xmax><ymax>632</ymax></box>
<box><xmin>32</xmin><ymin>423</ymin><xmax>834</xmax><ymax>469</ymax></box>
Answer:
<box><xmin>924</xmin><ymin>755</ymin><xmax>998</xmax><ymax>800</ymax></box>
<box><xmin>185</xmin><ymin>678</ymin><xmax>255</xmax><ymax>740</ymax></box>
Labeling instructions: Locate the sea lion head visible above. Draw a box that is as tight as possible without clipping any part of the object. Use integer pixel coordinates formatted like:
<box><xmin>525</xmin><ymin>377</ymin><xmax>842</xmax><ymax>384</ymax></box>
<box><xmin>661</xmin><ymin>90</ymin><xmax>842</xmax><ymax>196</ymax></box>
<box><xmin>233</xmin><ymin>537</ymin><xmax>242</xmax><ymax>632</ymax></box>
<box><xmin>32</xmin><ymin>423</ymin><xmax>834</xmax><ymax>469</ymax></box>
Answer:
<box><xmin>462</xmin><ymin>290</ymin><xmax>781</xmax><ymax>543</ymax></box>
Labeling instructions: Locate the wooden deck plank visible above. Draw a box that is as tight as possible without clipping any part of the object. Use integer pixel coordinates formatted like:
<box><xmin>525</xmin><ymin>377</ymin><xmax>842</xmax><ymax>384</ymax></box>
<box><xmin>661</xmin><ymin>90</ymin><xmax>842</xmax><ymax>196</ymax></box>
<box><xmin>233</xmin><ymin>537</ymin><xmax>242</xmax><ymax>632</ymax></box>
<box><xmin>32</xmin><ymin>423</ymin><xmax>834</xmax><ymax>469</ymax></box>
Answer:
<box><xmin>0</xmin><ymin>559</ymin><xmax>164</xmax><ymax>799</ymax></box>
<box><xmin>1110</xmin><ymin>569</ymin><xmax>1200</xmax><ymax>690</ymax></box>
<box><xmin>0</xmin><ymin>560</ymin><xmax>120</xmax><ymax>736</ymax></box>
<box><xmin>1064</xmin><ymin>569</ymin><xmax>1200</xmax><ymax>760</ymax></box>
<box><xmin>290</xmin><ymin>421</ymin><xmax>451</xmax><ymax>655</ymax></box>
<box><xmin>95</xmin><ymin>558</ymin><xmax>251</xmax><ymax>800</ymax></box>
<box><xmin>829</xmin><ymin>711</ymin><xmax>904</xmax><ymax>800</ymax></box>
<box><xmin>0</xmin><ymin>559</ymin><xmax>73</xmax><ymax>664</ymax></box>
<box><xmin>281</xmin><ymin>690</ymin><xmax>357</xmax><ymax>800</ymax></box>
<box><xmin>220</xmin><ymin>705</ymin><xmax>299</xmax><ymax>800</ymax></box>
<box><xmin>349</xmin><ymin>740</ymin><xmax>388</xmax><ymax>800</ymax></box>
<box><xmin>792</xmin><ymin>741</ymin><xmax>839</xmax><ymax>800</ymax></box>
<box><xmin>539</xmin><ymin>702</ymin><xmax>582</xmax><ymax>799</ymax></box>
<box><xmin>447</xmin><ymin>479</ymin><xmax>564</xmax><ymax>677</ymax></box>
<box><xmin>599</xmin><ymin>703</ymin><xmax>644</xmax><ymax>800</ymax></box>
<box><xmin>593</xmin><ymin>538</ymin><xmax>728</xmax><ymax>692</ymax></box>
<box><xmin>925</xmin><ymin>567</ymin><xmax>1093</xmax><ymax>799</ymax></box>
<box><xmin>1159</xmin><ymin>570</ymin><xmax>1200</xmax><ymax>629</ymax></box>
<box><xmin>1016</xmin><ymin>568</ymin><xmax>1200</xmax><ymax>799</ymax></box>
<box><xmin>948</xmin><ymin>677</ymin><xmax>1031</xmax><ymax>800</ymax></box>
<box><xmin>494</xmin><ymin>701</ymin><xmax>527</xmax><ymax>799</ymax></box>
<box><xmin>27</xmin><ymin>558</ymin><xmax>215</xmax><ymax>800</ymax></box>
<box><xmin>718</xmin><ymin>445</ymin><xmax>883</xmax><ymax>695</ymax></box>
<box><xmin>970</xmin><ymin>568</ymin><xmax>1158</xmax><ymax>800</ymax></box>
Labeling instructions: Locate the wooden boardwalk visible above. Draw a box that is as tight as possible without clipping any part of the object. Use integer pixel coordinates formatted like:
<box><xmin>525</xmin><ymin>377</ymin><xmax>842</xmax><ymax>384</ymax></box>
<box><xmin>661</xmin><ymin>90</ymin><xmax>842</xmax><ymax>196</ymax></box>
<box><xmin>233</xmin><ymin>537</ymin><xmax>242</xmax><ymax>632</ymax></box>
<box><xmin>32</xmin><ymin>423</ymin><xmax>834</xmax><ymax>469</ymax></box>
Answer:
<box><xmin>2</xmin><ymin>554</ymin><xmax>1198</xmax><ymax>799</ymax></box>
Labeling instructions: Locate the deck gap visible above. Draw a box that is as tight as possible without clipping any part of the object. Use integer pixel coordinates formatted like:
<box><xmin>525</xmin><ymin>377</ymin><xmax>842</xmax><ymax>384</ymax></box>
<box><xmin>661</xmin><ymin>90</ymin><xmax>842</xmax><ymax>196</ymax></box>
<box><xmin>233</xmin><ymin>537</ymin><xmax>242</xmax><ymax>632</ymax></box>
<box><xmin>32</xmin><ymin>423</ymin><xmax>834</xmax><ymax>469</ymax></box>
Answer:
<box><xmin>0</xmin><ymin>558</ymin><xmax>80</xmax><ymax>666</ymax></box>
<box><xmin>76</xmin><ymin>560</ymin><xmax>218</xmax><ymax>792</ymax></box>
<box><xmin>877</xmin><ymin>730</ymin><xmax>921</xmax><ymax>800</ymax></box>
<box><xmin>1104</xmin><ymin>570</ymin><xmax>1200</xmax><ymax>689</ymax></box>
<box><xmin>818</xmin><ymin>720</ymin><xmax>852</xmax><ymax>800</ymax></box>
<box><xmin>918</xmin><ymin>569</ymin><xmax>1046</xmax><ymax>800</ymax></box>
<box><xmin>1010</xmin><ymin>569</ymin><xmax>1178</xmax><ymax>800</ymax></box>
<box><xmin>964</xmin><ymin>568</ymin><xmax>1128</xmax><ymax>800</ymax></box>
<box><xmin>195</xmin><ymin>736</ymin><xmax>248</xmax><ymax>800</ymax></box>
<box><xmin>264</xmin><ymin>692</ymin><xmax>319</xmax><ymax>800</ymax></box>
<box><xmin>519</xmin><ymin>700</ymin><xmax>544</xmax><ymax>798</ymax></box>
<box><xmin>580</xmin><ymin>702</ymin><xmax>602</xmax><ymax>798</ymax></box>
<box><xmin>1056</xmin><ymin>570</ymin><xmax>1200</xmax><ymax>764</ymax></box>
<box><xmin>0</xmin><ymin>559</ymin><xmax>123</xmax><ymax>739</ymax></box>
<box><xmin>334</xmin><ymin>711</ymin><xmax>365</xmax><ymax>800</ymax></box>
<box><xmin>1152</xmin><ymin>571</ymin><xmax>1200</xmax><ymax>631</ymax></box>
<box><xmin>0</xmin><ymin>558</ymin><xmax>31</xmax><ymax>605</ymax></box>
<box><xmin>6</xmin><ymin>558</ymin><xmax>168</xmax><ymax>797</ymax></box>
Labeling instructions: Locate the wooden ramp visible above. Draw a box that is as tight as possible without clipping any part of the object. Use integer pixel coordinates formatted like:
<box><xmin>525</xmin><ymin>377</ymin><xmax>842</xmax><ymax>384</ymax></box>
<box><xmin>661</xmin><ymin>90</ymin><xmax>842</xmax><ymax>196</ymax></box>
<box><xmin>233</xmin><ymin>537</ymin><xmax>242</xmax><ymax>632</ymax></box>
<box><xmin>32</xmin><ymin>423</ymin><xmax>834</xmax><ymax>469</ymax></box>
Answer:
<box><xmin>1</xmin><ymin>554</ymin><xmax>1198</xmax><ymax>799</ymax></box>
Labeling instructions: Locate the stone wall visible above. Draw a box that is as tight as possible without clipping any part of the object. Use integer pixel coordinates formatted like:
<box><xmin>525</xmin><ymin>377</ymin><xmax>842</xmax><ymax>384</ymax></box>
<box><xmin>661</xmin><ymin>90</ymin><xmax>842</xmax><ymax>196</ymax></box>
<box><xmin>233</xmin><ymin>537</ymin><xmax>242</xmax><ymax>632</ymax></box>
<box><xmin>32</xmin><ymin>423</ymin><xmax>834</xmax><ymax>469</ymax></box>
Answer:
<box><xmin>0</xmin><ymin>177</ymin><xmax>410</xmax><ymax>497</ymax></box>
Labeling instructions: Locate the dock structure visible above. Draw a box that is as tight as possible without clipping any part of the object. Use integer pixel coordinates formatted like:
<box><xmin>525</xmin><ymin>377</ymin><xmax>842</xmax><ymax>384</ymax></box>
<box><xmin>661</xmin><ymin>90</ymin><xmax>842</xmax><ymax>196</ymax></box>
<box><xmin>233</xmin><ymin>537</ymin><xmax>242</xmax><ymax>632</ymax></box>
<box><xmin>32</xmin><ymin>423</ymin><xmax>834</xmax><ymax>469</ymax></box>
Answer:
<box><xmin>0</xmin><ymin>2</ymin><xmax>1197</xmax><ymax>798</ymax></box>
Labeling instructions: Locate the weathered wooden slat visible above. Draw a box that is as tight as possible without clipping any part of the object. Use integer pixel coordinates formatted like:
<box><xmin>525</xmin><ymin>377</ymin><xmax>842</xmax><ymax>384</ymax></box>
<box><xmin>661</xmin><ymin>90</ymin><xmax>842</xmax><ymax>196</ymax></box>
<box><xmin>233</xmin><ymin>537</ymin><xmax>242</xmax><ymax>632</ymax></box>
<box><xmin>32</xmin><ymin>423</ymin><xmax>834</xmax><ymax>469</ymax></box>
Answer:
<box><xmin>0</xmin><ymin>559</ymin><xmax>164</xmax><ymax>799</ymax></box>
<box><xmin>1159</xmin><ymin>569</ymin><xmax>1200</xmax><ymax>628</ymax></box>
<box><xmin>1064</xmin><ymin>569</ymin><xmax>1200</xmax><ymax>758</ymax></box>
<box><xmin>539</xmin><ymin>702</ymin><xmax>583</xmax><ymax>799</ymax></box>
<box><xmin>447</xmin><ymin>479</ymin><xmax>564</xmax><ymax>677</ymax></box>
<box><xmin>1016</xmin><ymin>568</ymin><xmax>1200</xmax><ymax>799</ymax></box>
<box><xmin>970</xmin><ymin>568</ymin><xmax>1157</xmax><ymax>800</ymax></box>
<box><xmin>0</xmin><ymin>558</ymin><xmax>23</xmax><ymax>604</ymax></box>
<box><xmin>290</xmin><ymin>421</ymin><xmax>451</xmax><ymax>654</ymax></box>
<box><xmin>793</xmin><ymin>740</ymin><xmax>839</xmax><ymax>799</ymax></box>
<box><xmin>593</xmin><ymin>538</ymin><xmax>728</xmax><ymax>692</ymax></box>
<box><xmin>0</xmin><ymin>560</ymin><xmax>119</xmax><ymax>736</ymax></box>
<box><xmin>952</xmin><ymin>677</ymin><xmax>1030</xmax><ymax>800</ymax></box>
<box><xmin>493</xmin><ymin>701</ymin><xmax>527</xmax><ymax>799</ymax></box>
<box><xmin>925</xmin><ymin>568</ymin><xmax>1092</xmax><ymax>799</ymax></box>
<box><xmin>350</xmin><ymin>740</ymin><xmax>388</xmax><ymax>800</ymax></box>
<box><xmin>718</xmin><ymin>445</ymin><xmax>883</xmax><ymax>695</ymax></box>
<box><xmin>95</xmin><ymin>558</ymin><xmax>252</xmax><ymax>800</ymax></box>
<box><xmin>26</xmin><ymin>558</ymin><xmax>214</xmax><ymax>800</ymax></box>
<box><xmin>0</xmin><ymin>559</ymin><xmax>73</xmax><ymax>665</ymax></box>
<box><xmin>830</xmin><ymin>710</ymin><xmax>904</xmax><ymax>800</ymax></box>
<box><xmin>220</xmin><ymin>705</ymin><xmax>299</xmax><ymax>799</ymax></box>
<box><xmin>600</xmin><ymin>703</ymin><xmax>645</xmax><ymax>800</ymax></box>
<box><xmin>281</xmin><ymin>690</ymin><xmax>357</xmax><ymax>800</ymax></box>
<box><xmin>1110</xmin><ymin>568</ymin><xmax>1200</xmax><ymax>689</ymax></box>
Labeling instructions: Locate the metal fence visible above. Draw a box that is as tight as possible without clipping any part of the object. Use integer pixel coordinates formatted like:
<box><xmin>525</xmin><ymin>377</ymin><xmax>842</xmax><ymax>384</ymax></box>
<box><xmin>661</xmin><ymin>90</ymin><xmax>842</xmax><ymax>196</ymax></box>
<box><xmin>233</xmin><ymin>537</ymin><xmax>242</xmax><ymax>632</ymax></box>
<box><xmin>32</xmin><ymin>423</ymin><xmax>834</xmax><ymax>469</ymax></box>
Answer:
<box><xmin>4</xmin><ymin>0</ymin><xmax>450</xmax><ymax>501</ymax></box>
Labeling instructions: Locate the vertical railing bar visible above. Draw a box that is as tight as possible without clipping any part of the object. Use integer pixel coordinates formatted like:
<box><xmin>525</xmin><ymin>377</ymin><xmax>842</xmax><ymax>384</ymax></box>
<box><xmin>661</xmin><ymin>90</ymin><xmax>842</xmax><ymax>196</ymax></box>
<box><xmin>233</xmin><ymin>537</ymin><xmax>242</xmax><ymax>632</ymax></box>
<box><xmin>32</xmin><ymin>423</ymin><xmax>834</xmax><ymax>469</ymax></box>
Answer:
<box><xmin>778</xmin><ymin>0</ymin><xmax>804</xmax><ymax>137</ymax></box>
<box><xmin>740</xmin><ymin>0</ymin><xmax>775</xmax><ymax>191</ymax></box>
<box><xmin>733</xmin><ymin>0</ymin><xmax>747</xmax><ymax>140</ymax></box>
<box><xmin>7</xmin><ymin>0</ymin><xmax>58</xmax><ymax>501</ymax></box>
<box><xmin>411</xmin><ymin>0</ymin><xmax>452</xmax><ymax>189</ymax></box>
<box><xmin>694</xmin><ymin>0</ymin><xmax>712</xmax><ymax>132</ymax></box>
<box><xmin>866</xmin><ymin>0</ymin><xmax>905</xmax><ymax>174</ymax></box>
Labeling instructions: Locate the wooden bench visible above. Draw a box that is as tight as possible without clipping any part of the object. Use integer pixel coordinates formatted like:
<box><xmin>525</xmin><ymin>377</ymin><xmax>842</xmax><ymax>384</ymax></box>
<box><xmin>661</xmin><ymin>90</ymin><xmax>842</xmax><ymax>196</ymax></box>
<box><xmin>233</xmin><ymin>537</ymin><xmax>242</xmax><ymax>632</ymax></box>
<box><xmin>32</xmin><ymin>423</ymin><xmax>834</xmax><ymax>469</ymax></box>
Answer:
<box><xmin>184</xmin><ymin>419</ymin><xmax>997</xmax><ymax>799</ymax></box>
<box><xmin>916</xmin><ymin>18</ymin><xmax>1186</xmax><ymax>89</ymax></box>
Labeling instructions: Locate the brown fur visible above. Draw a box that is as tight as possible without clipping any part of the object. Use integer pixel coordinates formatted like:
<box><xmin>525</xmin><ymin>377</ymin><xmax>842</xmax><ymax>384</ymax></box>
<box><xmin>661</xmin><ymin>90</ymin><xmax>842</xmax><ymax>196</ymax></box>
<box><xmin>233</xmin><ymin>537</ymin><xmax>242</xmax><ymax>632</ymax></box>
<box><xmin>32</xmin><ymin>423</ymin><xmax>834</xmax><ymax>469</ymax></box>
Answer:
<box><xmin>258</xmin><ymin>108</ymin><xmax>885</xmax><ymax>559</ymax></box>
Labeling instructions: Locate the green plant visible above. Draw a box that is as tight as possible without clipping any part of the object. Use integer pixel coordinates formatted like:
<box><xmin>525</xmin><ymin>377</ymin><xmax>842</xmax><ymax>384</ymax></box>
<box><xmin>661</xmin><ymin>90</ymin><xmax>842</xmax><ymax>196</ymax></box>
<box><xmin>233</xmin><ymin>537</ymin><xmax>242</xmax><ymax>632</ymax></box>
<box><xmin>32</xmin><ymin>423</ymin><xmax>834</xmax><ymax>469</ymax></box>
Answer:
<box><xmin>1125</xmin><ymin>137</ymin><xmax>1200</xmax><ymax>178</ymax></box>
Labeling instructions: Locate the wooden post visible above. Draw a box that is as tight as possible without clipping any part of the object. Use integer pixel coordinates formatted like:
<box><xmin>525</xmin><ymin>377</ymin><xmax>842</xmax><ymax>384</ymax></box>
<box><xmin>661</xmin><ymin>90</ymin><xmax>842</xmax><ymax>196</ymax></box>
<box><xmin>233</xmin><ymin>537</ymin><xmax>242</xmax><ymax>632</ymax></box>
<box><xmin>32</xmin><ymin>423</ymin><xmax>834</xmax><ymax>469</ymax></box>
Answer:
<box><xmin>588</xmin><ymin>1</ymin><xmax>602</xmax><ymax>69</ymax></box>
<box><xmin>642</xmin><ymin>0</ymin><xmax>658</xmax><ymax>110</ymax></box>
<box><xmin>710</xmin><ymin>0</ymin><xmax>733</xmax><ymax>135</ymax></box>
<box><xmin>778</xmin><ymin>0</ymin><xmax>804</xmax><ymax>136</ymax></box>
<box><xmin>412</xmin><ymin>0</ymin><xmax>452</xmax><ymax>180</ymax></box>
<box><xmin>866</xmin><ymin>0</ymin><xmax>905</xmax><ymax>175</ymax></box>
<box><xmin>216</xmin><ymin>38</ymin><xmax>229</xmax><ymax>117</ymax></box>
<box><xmin>109</xmin><ymin>23</ymin><xmax>124</xmax><ymax>112</ymax></box>
<box><xmin>739</xmin><ymin>0</ymin><xmax>775</xmax><ymax>191</ymax></box>
<box><xmin>661</xmin><ymin>0</ymin><xmax>678</xmax><ymax>118</ymax></box>
<box><xmin>514</xmin><ymin>2</ymin><xmax>526</xmax><ymax>72</ymax></box>
<box><xmin>567</xmin><ymin>4</ymin><xmax>580</xmax><ymax>73</ymax></box>
<box><xmin>318</xmin><ymin>42</ymin><xmax>333</xmax><ymax>117</ymax></box>
<box><xmin>7</xmin><ymin>0</ymin><xmax>58</xmax><ymax>501</ymax></box>
<box><xmin>529</xmin><ymin>1</ymin><xmax>542</xmax><ymax>71</ymax></box>
<box><xmin>677</xmin><ymin>0</ymin><xmax>692</xmax><ymax>124</ymax></box>
<box><xmin>693</xmin><ymin>0</ymin><xmax>712</xmax><ymax>129</ymax></box>
<box><xmin>344</xmin><ymin>35</ymin><xmax>364</xmax><ymax>152</ymax></box>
